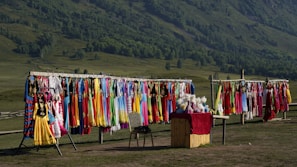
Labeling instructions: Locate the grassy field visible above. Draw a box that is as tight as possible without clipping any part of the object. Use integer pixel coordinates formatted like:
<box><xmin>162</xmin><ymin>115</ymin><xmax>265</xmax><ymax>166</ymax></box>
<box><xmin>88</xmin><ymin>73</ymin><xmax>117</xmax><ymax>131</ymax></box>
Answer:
<box><xmin>1</xmin><ymin>110</ymin><xmax>297</xmax><ymax>166</ymax></box>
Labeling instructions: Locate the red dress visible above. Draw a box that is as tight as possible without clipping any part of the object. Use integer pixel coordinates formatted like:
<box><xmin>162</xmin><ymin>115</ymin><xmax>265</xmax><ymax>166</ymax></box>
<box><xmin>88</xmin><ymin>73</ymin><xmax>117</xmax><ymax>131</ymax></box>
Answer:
<box><xmin>224</xmin><ymin>82</ymin><xmax>232</xmax><ymax>115</ymax></box>
<box><xmin>83</xmin><ymin>79</ymin><xmax>91</xmax><ymax>134</ymax></box>
<box><xmin>160</xmin><ymin>82</ymin><xmax>168</xmax><ymax>122</ymax></box>
<box><xmin>151</xmin><ymin>83</ymin><xmax>159</xmax><ymax>123</ymax></box>
<box><xmin>263</xmin><ymin>86</ymin><xmax>276</xmax><ymax>121</ymax></box>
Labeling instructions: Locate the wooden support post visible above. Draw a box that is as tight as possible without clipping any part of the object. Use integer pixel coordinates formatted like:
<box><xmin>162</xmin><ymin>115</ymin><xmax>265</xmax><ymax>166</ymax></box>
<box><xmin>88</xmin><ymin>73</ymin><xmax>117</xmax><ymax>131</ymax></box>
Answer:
<box><xmin>99</xmin><ymin>127</ymin><xmax>104</xmax><ymax>144</ymax></box>
<box><xmin>241</xmin><ymin>113</ymin><xmax>245</xmax><ymax>125</ymax></box>
<box><xmin>210</xmin><ymin>128</ymin><xmax>213</xmax><ymax>144</ymax></box>
<box><xmin>210</xmin><ymin>75</ymin><xmax>214</xmax><ymax>110</ymax></box>
<box><xmin>222</xmin><ymin>119</ymin><xmax>226</xmax><ymax>145</ymax></box>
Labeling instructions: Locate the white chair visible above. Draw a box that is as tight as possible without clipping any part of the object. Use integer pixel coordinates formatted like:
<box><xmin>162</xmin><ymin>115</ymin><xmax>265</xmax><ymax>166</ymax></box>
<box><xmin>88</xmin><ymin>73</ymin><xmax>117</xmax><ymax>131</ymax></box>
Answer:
<box><xmin>128</xmin><ymin>112</ymin><xmax>154</xmax><ymax>148</ymax></box>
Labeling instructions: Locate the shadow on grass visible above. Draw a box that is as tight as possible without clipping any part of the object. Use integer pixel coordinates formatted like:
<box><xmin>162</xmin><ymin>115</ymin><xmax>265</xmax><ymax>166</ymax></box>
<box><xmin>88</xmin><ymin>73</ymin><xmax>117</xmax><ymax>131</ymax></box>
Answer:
<box><xmin>213</xmin><ymin>118</ymin><xmax>264</xmax><ymax>127</ymax></box>
<box><xmin>102</xmin><ymin>145</ymin><xmax>171</xmax><ymax>152</ymax></box>
<box><xmin>0</xmin><ymin>144</ymin><xmax>55</xmax><ymax>156</ymax></box>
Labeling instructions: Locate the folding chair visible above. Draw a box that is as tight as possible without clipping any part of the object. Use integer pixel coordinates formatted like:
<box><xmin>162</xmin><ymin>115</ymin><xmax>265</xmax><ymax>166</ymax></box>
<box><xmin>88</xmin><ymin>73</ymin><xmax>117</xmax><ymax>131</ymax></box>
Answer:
<box><xmin>128</xmin><ymin>112</ymin><xmax>154</xmax><ymax>148</ymax></box>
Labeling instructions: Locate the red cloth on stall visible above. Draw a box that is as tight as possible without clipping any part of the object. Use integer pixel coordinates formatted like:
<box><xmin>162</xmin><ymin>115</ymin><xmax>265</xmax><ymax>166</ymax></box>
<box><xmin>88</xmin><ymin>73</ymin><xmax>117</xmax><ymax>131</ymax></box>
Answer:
<box><xmin>170</xmin><ymin>113</ymin><xmax>212</xmax><ymax>135</ymax></box>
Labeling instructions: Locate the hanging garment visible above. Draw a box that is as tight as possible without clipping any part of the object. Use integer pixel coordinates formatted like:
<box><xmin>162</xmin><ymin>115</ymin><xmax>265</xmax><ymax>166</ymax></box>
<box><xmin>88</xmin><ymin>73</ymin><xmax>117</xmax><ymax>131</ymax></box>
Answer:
<box><xmin>161</xmin><ymin>82</ymin><xmax>169</xmax><ymax>119</ymax></box>
<box><xmin>23</xmin><ymin>76</ymin><xmax>35</xmax><ymax>139</ymax></box>
<box><xmin>166</xmin><ymin>82</ymin><xmax>173</xmax><ymax>121</ymax></box>
<box><xmin>251</xmin><ymin>82</ymin><xmax>258</xmax><ymax>117</ymax></box>
<box><xmin>190</xmin><ymin>82</ymin><xmax>195</xmax><ymax>94</ymax></box>
<box><xmin>214</xmin><ymin>84</ymin><xmax>223</xmax><ymax>115</ymax></box>
<box><xmin>71</xmin><ymin>79</ymin><xmax>85</xmax><ymax>134</ymax></box>
<box><xmin>257</xmin><ymin>83</ymin><xmax>263</xmax><ymax>117</ymax></box>
<box><xmin>223</xmin><ymin>82</ymin><xmax>231</xmax><ymax>115</ymax></box>
<box><xmin>241</xmin><ymin>82</ymin><xmax>248</xmax><ymax>113</ymax></box>
<box><xmin>118</xmin><ymin>80</ymin><xmax>128</xmax><ymax>124</ymax></box>
<box><xmin>151</xmin><ymin>83</ymin><xmax>159</xmax><ymax>123</ymax></box>
<box><xmin>120</xmin><ymin>80</ymin><xmax>129</xmax><ymax>129</ymax></box>
<box><xmin>100</xmin><ymin>78</ymin><xmax>108</xmax><ymax>127</ymax></box>
<box><xmin>106</xmin><ymin>78</ymin><xmax>112</xmax><ymax>126</ymax></box>
<box><xmin>101</xmin><ymin>78</ymin><xmax>109</xmax><ymax>127</ymax></box>
<box><xmin>235</xmin><ymin>83</ymin><xmax>242</xmax><ymax>114</ymax></box>
<box><xmin>147</xmin><ymin>81</ymin><xmax>153</xmax><ymax>123</ymax></box>
<box><xmin>185</xmin><ymin>82</ymin><xmax>191</xmax><ymax>94</ymax></box>
<box><xmin>279</xmin><ymin>83</ymin><xmax>285</xmax><ymax>112</ymax></box>
<box><xmin>69</xmin><ymin>80</ymin><xmax>76</xmax><ymax>128</ymax></box>
<box><xmin>141</xmin><ymin>81</ymin><xmax>149</xmax><ymax>125</ymax></box>
<box><xmin>283</xmin><ymin>83</ymin><xmax>289</xmax><ymax>112</ymax></box>
<box><xmin>88</xmin><ymin>79</ymin><xmax>95</xmax><ymax>127</ymax></box>
<box><xmin>286</xmin><ymin>83</ymin><xmax>292</xmax><ymax>104</ymax></box>
<box><xmin>83</xmin><ymin>79</ymin><xmax>91</xmax><ymax>134</ymax></box>
<box><xmin>127</xmin><ymin>81</ymin><xmax>133</xmax><ymax>113</ymax></box>
<box><xmin>171</xmin><ymin>82</ymin><xmax>176</xmax><ymax>113</ymax></box>
<box><xmin>70</xmin><ymin>80</ymin><xmax>81</xmax><ymax>134</ymax></box>
<box><xmin>63</xmin><ymin>77</ymin><xmax>70</xmax><ymax>131</ymax></box>
<box><xmin>52</xmin><ymin>95</ymin><xmax>68</xmax><ymax>138</ymax></box>
<box><xmin>110</xmin><ymin>79</ymin><xmax>116</xmax><ymax>127</ymax></box>
<box><xmin>245</xmin><ymin>83</ymin><xmax>253</xmax><ymax>120</ymax></box>
<box><xmin>133</xmin><ymin>81</ymin><xmax>141</xmax><ymax>114</ymax></box>
<box><xmin>74</xmin><ymin>80</ymin><xmax>80</xmax><ymax>127</ymax></box>
<box><xmin>33</xmin><ymin>94</ymin><xmax>56</xmax><ymax>146</ymax></box>
<box><xmin>263</xmin><ymin>86</ymin><xmax>276</xmax><ymax>121</ymax></box>
<box><xmin>93</xmin><ymin>78</ymin><xmax>103</xmax><ymax>126</ymax></box>
<box><xmin>111</xmin><ymin>79</ymin><xmax>121</xmax><ymax>131</ymax></box>
<box><xmin>49</xmin><ymin>76</ymin><xmax>63</xmax><ymax>96</ymax></box>
<box><xmin>179</xmin><ymin>82</ymin><xmax>186</xmax><ymax>99</ymax></box>
<box><xmin>273</xmin><ymin>84</ymin><xmax>280</xmax><ymax>113</ymax></box>
<box><xmin>230</xmin><ymin>82</ymin><xmax>236</xmax><ymax>114</ymax></box>
<box><xmin>157</xmin><ymin>82</ymin><xmax>163</xmax><ymax>121</ymax></box>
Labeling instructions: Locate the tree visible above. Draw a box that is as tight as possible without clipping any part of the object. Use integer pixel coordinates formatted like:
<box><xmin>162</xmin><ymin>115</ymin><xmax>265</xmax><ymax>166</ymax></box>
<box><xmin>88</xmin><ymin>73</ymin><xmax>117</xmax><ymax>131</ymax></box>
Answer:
<box><xmin>74</xmin><ymin>49</ymin><xmax>85</xmax><ymax>59</ymax></box>
<box><xmin>226</xmin><ymin>75</ymin><xmax>231</xmax><ymax>80</ymax></box>
<box><xmin>177</xmin><ymin>59</ymin><xmax>182</xmax><ymax>68</ymax></box>
<box><xmin>165</xmin><ymin>62</ymin><xmax>171</xmax><ymax>70</ymax></box>
<box><xmin>83</xmin><ymin>69</ymin><xmax>88</xmax><ymax>74</ymax></box>
<box><xmin>74</xmin><ymin>68</ymin><xmax>80</xmax><ymax>73</ymax></box>
<box><xmin>213</xmin><ymin>72</ymin><xmax>219</xmax><ymax>80</ymax></box>
<box><xmin>94</xmin><ymin>53</ymin><xmax>100</xmax><ymax>60</ymax></box>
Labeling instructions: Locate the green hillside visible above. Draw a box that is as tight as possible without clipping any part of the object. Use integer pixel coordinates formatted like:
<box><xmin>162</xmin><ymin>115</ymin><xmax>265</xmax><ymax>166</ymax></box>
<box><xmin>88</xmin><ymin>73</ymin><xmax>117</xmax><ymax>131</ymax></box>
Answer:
<box><xmin>1</xmin><ymin>0</ymin><xmax>297</xmax><ymax>111</ymax></box>
<box><xmin>1</xmin><ymin>0</ymin><xmax>297</xmax><ymax>78</ymax></box>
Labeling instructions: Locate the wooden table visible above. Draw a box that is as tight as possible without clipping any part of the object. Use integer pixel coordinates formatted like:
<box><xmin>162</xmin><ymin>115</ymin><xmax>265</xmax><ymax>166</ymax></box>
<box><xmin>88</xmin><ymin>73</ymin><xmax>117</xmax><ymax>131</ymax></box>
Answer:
<box><xmin>211</xmin><ymin>115</ymin><xmax>230</xmax><ymax>145</ymax></box>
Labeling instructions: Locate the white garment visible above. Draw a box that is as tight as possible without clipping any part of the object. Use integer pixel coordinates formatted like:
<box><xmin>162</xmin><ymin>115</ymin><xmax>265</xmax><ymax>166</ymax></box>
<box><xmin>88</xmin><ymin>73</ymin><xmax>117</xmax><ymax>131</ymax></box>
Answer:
<box><xmin>49</xmin><ymin>76</ymin><xmax>63</xmax><ymax>95</ymax></box>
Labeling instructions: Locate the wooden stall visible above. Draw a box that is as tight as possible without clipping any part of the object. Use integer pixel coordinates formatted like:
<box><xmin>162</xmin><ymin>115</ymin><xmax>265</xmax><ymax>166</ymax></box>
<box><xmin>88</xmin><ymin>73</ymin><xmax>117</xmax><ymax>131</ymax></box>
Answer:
<box><xmin>170</xmin><ymin>113</ymin><xmax>212</xmax><ymax>148</ymax></box>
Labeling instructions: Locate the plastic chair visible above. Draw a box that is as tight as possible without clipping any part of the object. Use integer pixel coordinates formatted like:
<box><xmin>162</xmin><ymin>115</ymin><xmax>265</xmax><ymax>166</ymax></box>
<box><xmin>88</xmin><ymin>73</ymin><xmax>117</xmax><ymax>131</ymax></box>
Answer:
<box><xmin>128</xmin><ymin>112</ymin><xmax>154</xmax><ymax>148</ymax></box>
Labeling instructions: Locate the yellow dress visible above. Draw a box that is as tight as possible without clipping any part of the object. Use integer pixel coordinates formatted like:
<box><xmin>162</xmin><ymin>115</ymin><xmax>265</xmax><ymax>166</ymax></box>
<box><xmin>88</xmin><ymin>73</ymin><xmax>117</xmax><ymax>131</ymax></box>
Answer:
<box><xmin>33</xmin><ymin>102</ymin><xmax>56</xmax><ymax>146</ymax></box>
<box><xmin>214</xmin><ymin>84</ymin><xmax>223</xmax><ymax>115</ymax></box>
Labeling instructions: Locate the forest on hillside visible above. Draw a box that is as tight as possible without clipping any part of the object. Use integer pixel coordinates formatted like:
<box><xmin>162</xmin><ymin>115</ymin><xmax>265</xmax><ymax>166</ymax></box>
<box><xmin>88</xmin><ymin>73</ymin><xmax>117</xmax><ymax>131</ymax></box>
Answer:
<box><xmin>1</xmin><ymin>0</ymin><xmax>297</xmax><ymax>79</ymax></box>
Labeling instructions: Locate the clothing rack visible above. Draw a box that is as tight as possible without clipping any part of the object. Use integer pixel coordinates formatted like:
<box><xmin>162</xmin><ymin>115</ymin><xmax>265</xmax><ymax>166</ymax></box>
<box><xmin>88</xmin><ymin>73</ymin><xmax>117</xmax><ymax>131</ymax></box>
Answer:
<box><xmin>17</xmin><ymin>72</ymin><xmax>80</xmax><ymax>156</ymax></box>
<box><xmin>28</xmin><ymin>71</ymin><xmax>193</xmax><ymax>144</ymax></box>
<box><xmin>29</xmin><ymin>71</ymin><xmax>192</xmax><ymax>83</ymax></box>
<box><xmin>17</xmin><ymin>132</ymin><xmax>77</xmax><ymax>156</ymax></box>
<box><xmin>211</xmin><ymin>79</ymin><xmax>245</xmax><ymax>83</ymax></box>
<box><xmin>267</xmin><ymin>79</ymin><xmax>289</xmax><ymax>83</ymax></box>
<box><xmin>265</xmin><ymin>79</ymin><xmax>290</xmax><ymax>120</ymax></box>
<box><xmin>209</xmin><ymin>69</ymin><xmax>290</xmax><ymax>125</ymax></box>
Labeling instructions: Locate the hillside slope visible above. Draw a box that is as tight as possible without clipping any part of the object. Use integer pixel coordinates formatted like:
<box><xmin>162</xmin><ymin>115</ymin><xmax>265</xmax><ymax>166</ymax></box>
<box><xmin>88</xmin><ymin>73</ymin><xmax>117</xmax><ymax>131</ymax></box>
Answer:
<box><xmin>0</xmin><ymin>0</ymin><xmax>297</xmax><ymax>79</ymax></box>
